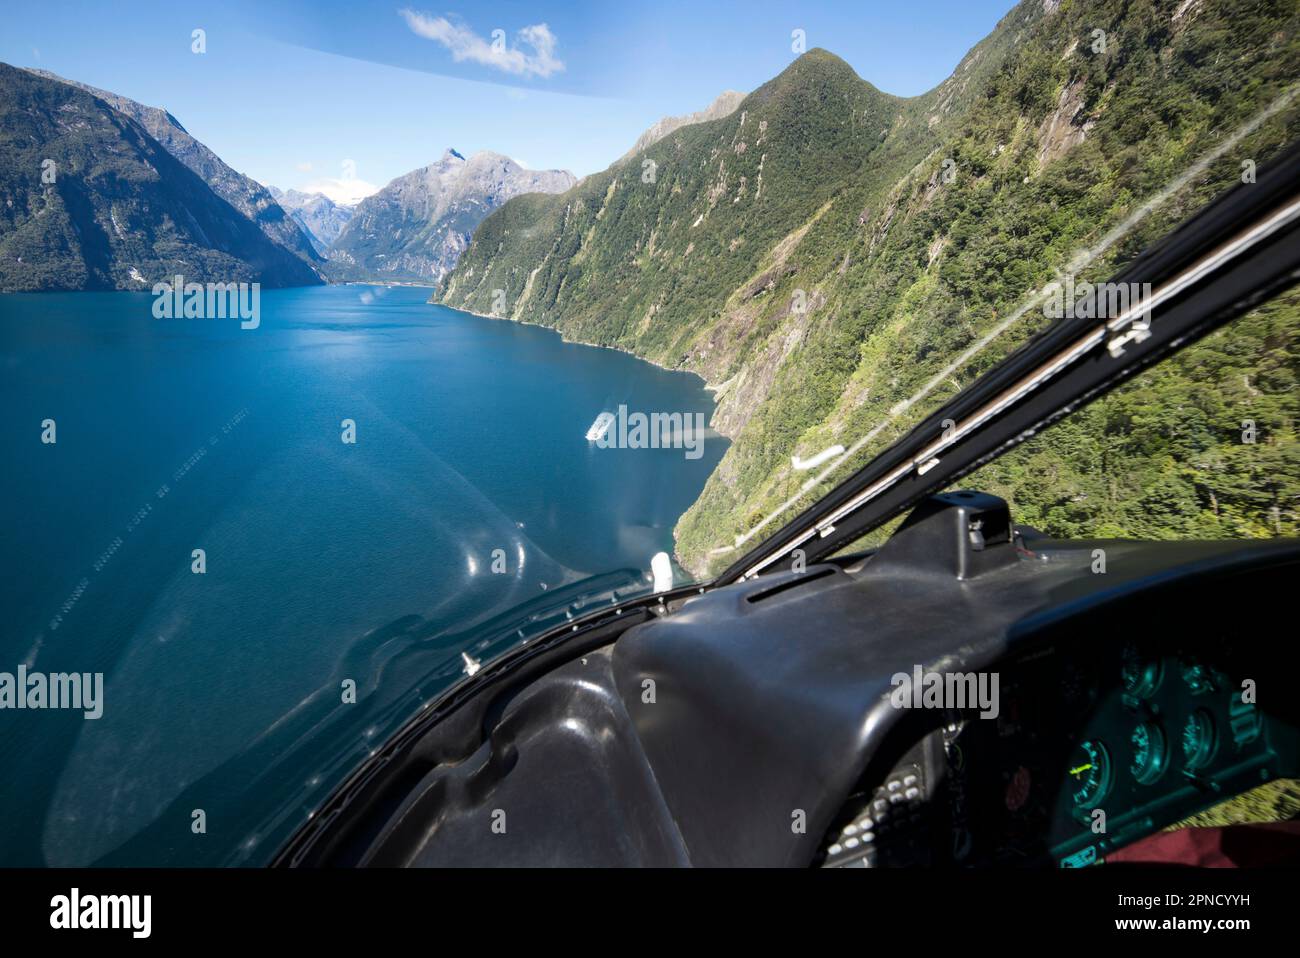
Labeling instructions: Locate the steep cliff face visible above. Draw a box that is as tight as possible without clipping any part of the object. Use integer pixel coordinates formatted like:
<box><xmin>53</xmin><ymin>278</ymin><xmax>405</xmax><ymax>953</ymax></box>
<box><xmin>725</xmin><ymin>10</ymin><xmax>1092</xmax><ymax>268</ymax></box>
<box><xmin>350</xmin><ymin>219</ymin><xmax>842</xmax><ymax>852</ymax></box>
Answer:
<box><xmin>25</xmin><ymin>68</ymin><xmax>323</xmax><ymax>264</ymax></box>
<box><xmin>0</xmin><ymin>64</ymin><xmax>323</xmax><ymax>291</ymax></box>
<box><xmin>438</xmin><ymin>48</ymin><xmax>919</xmax><ymax>369</ymax></box>
<box><xmin>437</xmin><ymin>0</ymin><xmax>1300</xmax><ymax>575</ymax></box>
<box><xmin>327</xmin><ymin>150</ymin><xmax>576</xmax><ymax>283</ymax></box>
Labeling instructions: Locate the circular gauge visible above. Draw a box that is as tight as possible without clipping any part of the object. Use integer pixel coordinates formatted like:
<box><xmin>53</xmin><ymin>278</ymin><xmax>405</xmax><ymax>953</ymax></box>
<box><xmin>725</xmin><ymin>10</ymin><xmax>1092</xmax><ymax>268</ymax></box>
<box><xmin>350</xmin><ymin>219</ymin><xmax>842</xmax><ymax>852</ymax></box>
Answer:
<box><xmin>1130</xmin><ymin>721</ymin><xmax>1169</xmax><ymax>785</ymax></box>
<box><xmin>1181</xmin><ymin>662</ymin><xmax>1217</xmax><ymax>696</ymax></box>
<box><xmin>1121</xmin><ymin>647</ymin><xmax>1163</xmax><ymax>699</ymax></box>
<box><xmin>1068</xmin><ymin>740</ymin><xmax>1113</xmax><ymax>811</ymax></box>
<box><xmin>1182</xmin><ymin>709</ymin><xmax>1218</xmax><ymax>771</ymax></box>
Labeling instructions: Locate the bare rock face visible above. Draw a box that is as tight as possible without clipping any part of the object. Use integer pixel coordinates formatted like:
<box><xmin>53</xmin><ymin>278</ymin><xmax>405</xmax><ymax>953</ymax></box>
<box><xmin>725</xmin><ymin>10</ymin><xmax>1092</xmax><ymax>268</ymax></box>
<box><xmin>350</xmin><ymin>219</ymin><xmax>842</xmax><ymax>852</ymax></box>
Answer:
<box><xmin>1036</xmin><ymin>77</ymin><xmax>1094</xmax><ymax>168</ymax></box>
<box><xmin>25</xmin><ymin>68</ymin><xmax>323</xmax><ymax>263</ymax></box>
<box><xmin>0</xmin><ymin>64</ymin><xmax>322</xmax><ymax>291</ymax></box>
<box><xmin>268</xmin><ymin>187</ymin><xmax>355</xmax><ymax>255</ymax></box>
<box><xmin>621</xmin><ymin>90</ymin><xmax>746</xmax><ymax>160</ymax></box>
<box><xmin>327</xmin><ymin>149</ymin><xmax>576</xmax><ymax>283</ymax></box>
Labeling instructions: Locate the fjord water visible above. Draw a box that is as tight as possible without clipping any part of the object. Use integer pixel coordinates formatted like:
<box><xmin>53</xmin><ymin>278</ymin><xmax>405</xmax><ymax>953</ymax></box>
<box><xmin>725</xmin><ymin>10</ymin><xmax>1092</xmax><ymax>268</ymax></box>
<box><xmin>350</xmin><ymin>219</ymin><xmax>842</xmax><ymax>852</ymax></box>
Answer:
<box><xmin>0</xmin><ymin>285</ymin><xmax>726</xmax><ymax>865</ymax></box>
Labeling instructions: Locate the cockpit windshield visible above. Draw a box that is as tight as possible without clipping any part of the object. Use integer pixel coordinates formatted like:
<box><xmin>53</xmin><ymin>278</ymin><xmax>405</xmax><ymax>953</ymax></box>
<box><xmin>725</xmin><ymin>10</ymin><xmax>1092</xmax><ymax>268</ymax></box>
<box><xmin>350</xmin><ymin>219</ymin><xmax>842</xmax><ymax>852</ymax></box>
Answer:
<box><xmin>1</xmin><ymin>0</ymin><xmax>1297</xmax><ymax>869</ymax></box>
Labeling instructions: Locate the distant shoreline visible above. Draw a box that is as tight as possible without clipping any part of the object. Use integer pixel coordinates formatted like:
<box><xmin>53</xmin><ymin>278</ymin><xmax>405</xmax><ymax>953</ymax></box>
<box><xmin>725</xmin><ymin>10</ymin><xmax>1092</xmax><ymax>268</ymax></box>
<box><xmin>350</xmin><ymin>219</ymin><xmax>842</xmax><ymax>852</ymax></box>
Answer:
<box><xmin>425</xmin><ymin>294</ymin><xmax>713</xmax><ymax>387</ymax></box>
<box><xmin>422</xmin><ymin>290</ymin><xmax>724</xmax><ymax>584</ymax></box>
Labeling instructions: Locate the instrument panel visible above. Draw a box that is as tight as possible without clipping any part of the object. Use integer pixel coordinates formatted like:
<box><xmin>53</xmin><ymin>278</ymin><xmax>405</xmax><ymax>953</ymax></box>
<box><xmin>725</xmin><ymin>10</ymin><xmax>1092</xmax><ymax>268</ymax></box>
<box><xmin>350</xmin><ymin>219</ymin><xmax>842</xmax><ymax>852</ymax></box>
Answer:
<box><xmin>989</xmin><ymin>636</ymin><xmax>1277</xmax><ymax>867</ymax></box>
<box><xmin>821</xmin><ymin>618</ymin><xmax>1297</xmax><ymax>868</ymax></box>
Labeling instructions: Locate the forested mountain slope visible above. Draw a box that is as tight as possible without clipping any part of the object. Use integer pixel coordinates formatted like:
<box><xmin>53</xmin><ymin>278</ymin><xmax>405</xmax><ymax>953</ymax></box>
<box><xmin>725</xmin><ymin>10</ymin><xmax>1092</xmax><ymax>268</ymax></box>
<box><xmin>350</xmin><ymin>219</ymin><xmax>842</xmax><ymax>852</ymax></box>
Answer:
<box><xmin>437</xmin><ymin>0</ymin><xmax>1300</xmax><ymax>574</ymax></box>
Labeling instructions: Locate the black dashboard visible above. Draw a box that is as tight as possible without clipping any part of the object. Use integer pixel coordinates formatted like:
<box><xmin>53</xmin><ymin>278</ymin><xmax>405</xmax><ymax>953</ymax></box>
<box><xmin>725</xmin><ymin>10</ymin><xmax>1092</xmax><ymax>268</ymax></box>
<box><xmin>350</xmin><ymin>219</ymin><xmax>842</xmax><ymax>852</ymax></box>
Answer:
<box><xmin>280</xmin><ymin>492</ymin><xmax>1300</xmax><ymax>868</ymax></box>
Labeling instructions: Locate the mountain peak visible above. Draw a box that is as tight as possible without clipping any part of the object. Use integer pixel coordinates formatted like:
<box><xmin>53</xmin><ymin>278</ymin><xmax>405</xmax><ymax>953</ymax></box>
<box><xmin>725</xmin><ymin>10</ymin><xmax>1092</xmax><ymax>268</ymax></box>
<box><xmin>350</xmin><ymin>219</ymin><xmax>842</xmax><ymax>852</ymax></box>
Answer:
<box><xmin>327</xmin><ymin>151</ymin><xmax>576</xmax><ymax>283</ymax></box>
<box><xmin>779</xmin><ymin>46</ymin><xmax>866</xmax><ymax>86</ymax></box>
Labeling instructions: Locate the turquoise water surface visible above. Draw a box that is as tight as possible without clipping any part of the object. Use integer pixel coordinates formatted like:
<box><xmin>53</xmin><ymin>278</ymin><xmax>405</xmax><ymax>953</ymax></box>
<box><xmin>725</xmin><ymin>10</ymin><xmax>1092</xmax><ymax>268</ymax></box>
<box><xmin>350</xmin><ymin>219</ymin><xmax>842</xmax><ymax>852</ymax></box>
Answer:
<box><xmin>0</xmin><ymin>284</ymin><xmax>725</xmax><ymax>865</ymax></box>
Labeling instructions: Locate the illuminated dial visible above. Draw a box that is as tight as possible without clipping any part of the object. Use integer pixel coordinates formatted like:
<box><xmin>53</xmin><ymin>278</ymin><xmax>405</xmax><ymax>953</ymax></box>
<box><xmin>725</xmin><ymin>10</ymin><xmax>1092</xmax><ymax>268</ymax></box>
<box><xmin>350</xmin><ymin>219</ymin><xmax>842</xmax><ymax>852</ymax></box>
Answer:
<box><xmin>1182</xmin><ymin>662</ymin><xmax>1217</xmax><ymax>696</ymax></box>
<box><xmin>1068</xmin><ymin>740</ymin><xmax>1113</xmax><ymax>811</ymax></box>
<box><xmin>1121</xmin><ymin>647</ymin><xmax>1163</xmax><ymax>699</ymax></box>
<box><xmin>1130</xmin><ymin>721</ymin><xmax>1168</xmax><ymax>785</ymax></box>
<box><xmin>1182</xmin><ymin>709</ymin><xmax>1218</xmax><ymax>771</ymax></box>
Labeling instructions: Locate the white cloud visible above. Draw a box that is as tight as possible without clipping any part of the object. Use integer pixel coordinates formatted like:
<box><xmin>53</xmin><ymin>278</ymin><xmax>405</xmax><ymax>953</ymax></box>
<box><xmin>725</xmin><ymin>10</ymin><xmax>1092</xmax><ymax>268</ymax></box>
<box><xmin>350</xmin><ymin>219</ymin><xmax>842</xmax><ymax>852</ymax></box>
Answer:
<box><xmin>399</xmin><ymin>10</ymin><xmax>564</xmax><ymax>79</ymax></box>
<box><xmin>302</xmin><ymin>176</ymin><xmax>380</xmax><ymax>205</ymax></box>
<box><xmin>296</xmin><ymin>162</ymin><xmax>314</xmax><ymax>173</ymax></box>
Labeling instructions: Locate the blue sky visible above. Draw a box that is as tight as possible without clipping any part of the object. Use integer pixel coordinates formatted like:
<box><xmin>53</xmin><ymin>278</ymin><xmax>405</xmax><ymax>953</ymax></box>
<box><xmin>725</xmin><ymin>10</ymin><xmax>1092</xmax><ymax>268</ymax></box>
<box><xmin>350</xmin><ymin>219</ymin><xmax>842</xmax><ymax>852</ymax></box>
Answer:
<box><xmin>0</xmin><ymin>0</ymin><xmax>1015</xmax><ymax>198</ymax></box>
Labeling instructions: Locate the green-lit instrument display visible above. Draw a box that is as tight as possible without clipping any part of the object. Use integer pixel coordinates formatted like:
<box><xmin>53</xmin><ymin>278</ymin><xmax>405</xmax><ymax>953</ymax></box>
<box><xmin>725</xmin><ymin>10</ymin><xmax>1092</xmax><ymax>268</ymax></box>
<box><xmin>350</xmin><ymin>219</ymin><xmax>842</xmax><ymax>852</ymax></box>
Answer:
<box><xmin>1130</xmin><ymin>721</ymin><xmax>1168</xmax><ymax>785</ymax></box>
<box><xmin>1182</xmin><ymin>708</ymin><xmax>1218</xmax><ymax>771</ymax></box>
<box><xmin>1068</xmin><ymin>740</ymin><xmax>1113</xmax><ymax>811</ymax></box>
<box><xmin>1120</xmin><ymin>647</ymin><xmax>1163</xmax><ymax>699</ymax></box>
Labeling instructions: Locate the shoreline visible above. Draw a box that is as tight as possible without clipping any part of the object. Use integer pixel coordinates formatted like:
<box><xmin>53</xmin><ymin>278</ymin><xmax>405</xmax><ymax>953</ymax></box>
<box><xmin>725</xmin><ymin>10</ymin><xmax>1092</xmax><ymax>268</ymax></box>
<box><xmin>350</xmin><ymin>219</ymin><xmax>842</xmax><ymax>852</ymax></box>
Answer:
<box><xmin>429</xmin><ymin>295</ymin><xmax>720</xmax><ymax>391</ymax></box>
<box><xmin>425</xmin><ymin>292</ymin><xmax>724</xmax><ymax>582</ymax></box>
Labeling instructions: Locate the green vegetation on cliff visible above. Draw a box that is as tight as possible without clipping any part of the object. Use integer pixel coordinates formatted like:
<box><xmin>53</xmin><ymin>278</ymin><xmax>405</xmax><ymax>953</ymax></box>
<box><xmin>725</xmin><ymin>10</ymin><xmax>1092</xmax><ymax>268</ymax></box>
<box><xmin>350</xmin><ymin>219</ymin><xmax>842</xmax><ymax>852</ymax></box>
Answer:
<box><xmin>956</xmin><ymin>289</ymin><xmax>1300</xmax><ymax>542</ymax></box>
<box><xmin>438</xmin><ymin>0</ymin><xmax>1300</xmax><ymax>575</ymax></box>
<box><xmin>440</xmin><ymin>47</ymin><xmax>929</xmax><ymax>359</ymax></box>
